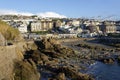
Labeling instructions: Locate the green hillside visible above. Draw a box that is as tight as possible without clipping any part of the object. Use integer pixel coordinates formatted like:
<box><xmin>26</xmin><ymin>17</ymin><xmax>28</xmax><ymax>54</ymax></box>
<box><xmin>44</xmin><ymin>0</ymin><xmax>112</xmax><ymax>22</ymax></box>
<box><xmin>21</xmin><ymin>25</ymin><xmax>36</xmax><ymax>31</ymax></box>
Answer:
<box><xmin>0</xmin><ymin>20</ymin><xmax>20</xmax><ymax>40</ymax></box>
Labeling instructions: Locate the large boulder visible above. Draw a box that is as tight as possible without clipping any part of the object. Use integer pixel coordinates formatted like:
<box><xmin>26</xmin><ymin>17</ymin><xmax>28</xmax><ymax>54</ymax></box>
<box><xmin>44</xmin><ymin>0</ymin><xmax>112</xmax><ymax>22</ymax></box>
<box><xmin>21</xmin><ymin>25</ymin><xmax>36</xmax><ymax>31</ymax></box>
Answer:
<box><xmin>56</xmin><ymin>73</ymin><xmax>66</xmax><ymax>80</ymax></box>
<box><xmin>56</xmin><ymin>66</ymin><xmax>94</xmax><ymax>80</ymax></box>
<box><xmin>31</xmin><ymin>50</ymin><xmax>49</xmax><ymax>64</ymax></box>
<box><xmin>34</xmin><ymin>38</ymin><xmax>75</xmax><ymax>59</ymax></box>
<box><xmin>14</xmin><ymin>59</ymin><xmax>40</xmax><ymax>80</ymax></box>
<box><xmin>99</xmin><ymin>57</ymin><xmax>115</xmax><ymax>64</ymax></box>
<box><xmin>37</xmin><ymin>38</ymin><xmax>60</xmax><ymax>50</ymax></box>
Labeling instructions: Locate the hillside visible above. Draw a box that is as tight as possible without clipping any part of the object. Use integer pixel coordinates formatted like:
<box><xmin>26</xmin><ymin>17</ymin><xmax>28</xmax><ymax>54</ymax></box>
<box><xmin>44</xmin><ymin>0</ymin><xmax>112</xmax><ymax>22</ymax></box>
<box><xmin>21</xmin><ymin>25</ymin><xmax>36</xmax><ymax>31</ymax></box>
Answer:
<box><xmin>0</xmin><ymin>20</ymin><xmax>21</xmax><ymax>40</ymax></box>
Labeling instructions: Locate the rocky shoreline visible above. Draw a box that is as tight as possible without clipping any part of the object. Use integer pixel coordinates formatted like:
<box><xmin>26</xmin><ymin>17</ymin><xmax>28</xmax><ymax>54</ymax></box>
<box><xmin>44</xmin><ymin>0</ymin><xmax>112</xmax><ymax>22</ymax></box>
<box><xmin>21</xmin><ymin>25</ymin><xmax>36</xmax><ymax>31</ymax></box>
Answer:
<box><xmin>13</xmin><ymin>38</ymin><xmax>120</xmax><ymax>80</ymax></box>
<box><xmin>61</xmin><ymin>38</ymin><xmax>120</xmax><ymax>64</ymax></box>
<box><xmin>23</xmin><ymin>38</ymin><xmax>95</xmax><ymax>80</ymax></box>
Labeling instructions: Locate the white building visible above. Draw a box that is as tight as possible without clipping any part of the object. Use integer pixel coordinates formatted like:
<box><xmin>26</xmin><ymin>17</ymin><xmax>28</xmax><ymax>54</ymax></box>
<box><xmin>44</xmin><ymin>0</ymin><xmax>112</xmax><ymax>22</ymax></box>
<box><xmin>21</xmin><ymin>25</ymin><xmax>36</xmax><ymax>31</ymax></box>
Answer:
<box><xmin>31</xmin><ymin>19</ymin><xmax>53</xmax><ymax>32</ymax></box>
<box><xmin>60</xmin><ymin>25</ymin><xmax>71</xmax><ymax>29</ymax></box>
<box><xmin>68</xmin><ymin>27</ymin><xmax>83</xmax><ymax>34</ymax></box>
<box><xmin>31</xmin><ymin>22</ymin><xmax>42</xmax><ymax>32</ymax></box>
<box><xmin>18</xmin><ymin>24</ymin><xmax>27</xmax><ymax>33</ymax></box>
<box><xmin>72</xmin><ymin>20</ymin><xmax>80</xmax><ymax>26</ymax></box>
<box><xmin>58</xmin><ymin>34</ymin><xmax>77</xmax><ymax>38</ymax></box>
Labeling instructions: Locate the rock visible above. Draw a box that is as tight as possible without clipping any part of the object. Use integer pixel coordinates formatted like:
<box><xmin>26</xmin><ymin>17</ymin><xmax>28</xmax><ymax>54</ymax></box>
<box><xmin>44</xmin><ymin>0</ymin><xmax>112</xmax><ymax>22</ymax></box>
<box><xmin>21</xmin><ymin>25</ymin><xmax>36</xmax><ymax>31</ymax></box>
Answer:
<box><xmin>40</xmin><ymin>53</ymin><xmax>49</xmax><ymax>62</ymax></box>
<box><xmin>100</xmin><ymin>58</ymin><xmax>115</xmax><ymax>64</ymax></box>
<box><xmin>26</xmin><ymin>38</ymin><xmax>95</xmax><ymax>80</ymax></box>
<box><xmin>26</xmin><ymin>42</ymin><xmax>38</xmax><ymax>50</ymax></box>
<box><xmin>0</xmin><ymin>45</ymin><xmax>24</xmax><ymax>80</ymax></box>
<box><xmin>57</xmin><ymin>66</ymin><xmax>94</xmax><ymax>80</ymax></box>
<box><xmin>15</xmin><ymin>48</ymin><xmax>24</xmax><ymax>61</ymax></box>
<box><xmin>41</xmin><ymin>38</ymin><xmax>54</xmax><ymax>50</ymax></box>
<box><xmin>43</xmin><ymin>50</ymin><xmax>62</xmax><ymax>58</ymax></box>
<box><xmin>31</xmin><ymin>50</ymin><xmax>49</xmax><ymax>64</ymax></box>
<box><xmin>48</xmin><ymin>38</ymin><xmax>60</xmax><ymax>45</ymax></box>
<box><xmin>59</xmin><ymin>47</ymin><xmax>75</xmax><ymax>55</ymax></box>
<box><xmin>14</xmin><ymin>60</ymin><xmax>40</xmax><ymax>80</ymax></box>
<box><xmin>117</xmin><ymin>56</ymin><xmax>120</xmax><ymax>63</ymax></box>
<box><xmin>75</xmin><ymin>72</ymin><xmax>94</xmax><ymax>80</ymax></box>
<box><xmin>45</xmin><ymin>59</ymin><xmax>59</xmax><ymax>66</ymax></box>
<box><xmin>56</xmin><ymin>73</ymin><xmax>66</xmax><ymax>80</ymax></box>
<box><xmin>30</xmin><ymin>50</ymin><xmax>42</xmax><ymax>64</ymax></box>
<box><xmin>35</xmin><ymin>38</ymin><xmax>75</xmax><ymax>59</ymax></box>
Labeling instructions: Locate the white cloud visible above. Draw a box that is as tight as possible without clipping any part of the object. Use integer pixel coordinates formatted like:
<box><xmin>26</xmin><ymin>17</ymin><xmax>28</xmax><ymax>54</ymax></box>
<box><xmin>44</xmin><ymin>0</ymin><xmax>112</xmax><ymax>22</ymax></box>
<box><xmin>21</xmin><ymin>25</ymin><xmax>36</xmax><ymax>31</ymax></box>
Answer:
<box><xmin>0</xmin><ymin>9</ymin><xmax>34</xmax><ymax>16</ymax></box>
<box><xmin>37</xmin><ymin>12</ymin><xmax>67</xmax><ymax>18</ymax></box>
<box><xmin>0</xmin><ymin>9</ymin><xmax>67</xmax><ymax>18</ymax></box>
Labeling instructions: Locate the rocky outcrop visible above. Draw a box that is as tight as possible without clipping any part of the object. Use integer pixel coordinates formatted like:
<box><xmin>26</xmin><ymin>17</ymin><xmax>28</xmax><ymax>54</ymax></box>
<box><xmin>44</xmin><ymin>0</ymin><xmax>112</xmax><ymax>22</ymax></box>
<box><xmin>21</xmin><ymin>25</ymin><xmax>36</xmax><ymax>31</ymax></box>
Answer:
<box><xmin>1</xmin><ymin>38</ymin><xmax>96</xmax><ymax>80</ymax></box>
<box><xmin>25</xmin><ymin>38</ymin><xmax>94</xmax><ymax>80</ymax></box>
<box><xmin>57</xmin><ymin>66</ymin><xmax>94</xmax><ymax>80</ymax></box>
<box><xmin>36</xmin><ymin>38</ymin><xmax>75</xmax><ymax>57</ymax></box>
<box><xmin>0</xmin><ymin>45</ymin><xmax>23</xmax><ymax>80</ymax></box>
<box><xmin>99</xmin><ymin>57</ymin><xmax>115</xmax><ymax>64</ymax></box>
<box><xmin>36</xmin><ymin>38</ymin><xmax>60</xmax><ymax>50</ymax></box>
<box><xmin>0</xmin><ymin>21</ymin><xmax>41</xmax><ymax>80</ymax></box>
<box><xmin>56</xmin><ymin>73</ymin><xmax>66</xmax><ymax>80</ymax></box>
<box><xmin>31</xmin><ymin>50</ymin><xmax>49</xmax><ymax>64</ymax></box>
<box><xmin>0</xmin><ymin>41</ymin><xmax>40</xmax><ymax>80</ymax></box>
<box><xmin>14</xmin><ymin>59</ymin><xmax>40</xmax><ymax>80</ymax></box>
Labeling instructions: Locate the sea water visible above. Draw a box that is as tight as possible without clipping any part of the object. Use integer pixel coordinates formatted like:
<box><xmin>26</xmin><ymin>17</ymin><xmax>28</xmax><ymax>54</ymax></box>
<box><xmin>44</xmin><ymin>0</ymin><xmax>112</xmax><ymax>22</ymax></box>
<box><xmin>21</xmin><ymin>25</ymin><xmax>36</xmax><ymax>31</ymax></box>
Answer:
<box><xmin>87</xmin><ymin>61</ymin><xmax>120</xmax><ymax>80</ymax></box>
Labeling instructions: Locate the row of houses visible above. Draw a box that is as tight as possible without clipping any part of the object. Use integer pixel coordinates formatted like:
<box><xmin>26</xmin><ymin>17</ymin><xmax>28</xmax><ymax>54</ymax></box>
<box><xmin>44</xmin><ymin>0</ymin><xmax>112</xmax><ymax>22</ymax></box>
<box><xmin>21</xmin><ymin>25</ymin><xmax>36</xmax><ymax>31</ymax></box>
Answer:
<box><xmin>2</xmin><ymin>18</ymin><xmax>120</xmax><ymax>37</ymax></box>
<box><xmin>3</xmin><ymin>19</ymin><xmax>53</xmax><ymax>33</ymax></box>
<box><xmin>30</xmin><ymin>19</ymin><xmax>53</xmax><ymax>32</ymax></box>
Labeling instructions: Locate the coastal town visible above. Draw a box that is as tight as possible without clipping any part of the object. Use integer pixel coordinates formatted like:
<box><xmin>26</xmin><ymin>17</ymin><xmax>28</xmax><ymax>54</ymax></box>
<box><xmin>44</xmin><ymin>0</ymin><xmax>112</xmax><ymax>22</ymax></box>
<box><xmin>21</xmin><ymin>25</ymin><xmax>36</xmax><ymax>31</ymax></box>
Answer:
<box><xmin>0</xmin><ymin>0</ymin><xmax>120</xmax><ymax>80</ymax></box>
<box><xmin>0</xmin><ymin>14</ymin><xmax>120</xmax><ymax>80</ymax></box>
<box><xmin>1</xmin><ymin>15</ymin><xmax>120</xmax><ymax>40</ymax></box>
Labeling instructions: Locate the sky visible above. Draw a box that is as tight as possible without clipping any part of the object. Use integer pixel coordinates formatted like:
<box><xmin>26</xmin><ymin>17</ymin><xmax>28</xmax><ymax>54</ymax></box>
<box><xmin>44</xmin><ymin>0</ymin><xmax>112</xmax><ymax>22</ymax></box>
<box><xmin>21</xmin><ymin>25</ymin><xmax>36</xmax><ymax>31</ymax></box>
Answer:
<box><xmin>0</xmin><ymin>0</ymin><xmax>120</xmax><ymax>18</ymax></box>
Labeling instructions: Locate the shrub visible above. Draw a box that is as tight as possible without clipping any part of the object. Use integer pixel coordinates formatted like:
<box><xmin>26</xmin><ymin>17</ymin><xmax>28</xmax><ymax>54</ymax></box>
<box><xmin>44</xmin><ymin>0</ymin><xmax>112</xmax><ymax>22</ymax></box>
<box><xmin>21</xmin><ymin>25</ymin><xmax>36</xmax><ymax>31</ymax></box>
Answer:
<box><xmin>0</xmin><ymin>20</ymin><xmax>20</xmax><ymax>40</ymax></box>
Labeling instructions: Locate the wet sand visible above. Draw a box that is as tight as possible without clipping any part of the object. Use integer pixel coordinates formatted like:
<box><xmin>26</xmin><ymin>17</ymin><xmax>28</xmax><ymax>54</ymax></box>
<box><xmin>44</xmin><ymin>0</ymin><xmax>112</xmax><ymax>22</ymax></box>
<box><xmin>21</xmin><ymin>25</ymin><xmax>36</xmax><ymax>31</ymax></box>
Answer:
<box><xmin>59</xmin><ymin>38</ymin><xmax>114</xmax><ymax>51</ymax></box>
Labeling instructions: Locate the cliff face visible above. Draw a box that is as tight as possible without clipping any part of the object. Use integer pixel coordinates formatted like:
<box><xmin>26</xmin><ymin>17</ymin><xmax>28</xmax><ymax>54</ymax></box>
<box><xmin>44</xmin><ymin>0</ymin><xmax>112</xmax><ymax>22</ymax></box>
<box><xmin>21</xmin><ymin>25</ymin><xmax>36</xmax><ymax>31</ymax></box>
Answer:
<box><xmin>0</xmin><ymin>21</ymin><xmax>23</xmax><ymax>79</ymax></box>
<box><xmin>13</xmin><ymin>41</ymin><xmax>40</xmax><ymax>80</ymax></box>
<box><xmin>0</xmin><ymin>41</ymin><xmax>40</xmax><ymax>80</ymax></box>
<box><xmin>0</xmin><ymin>20</ymin><xmax>40</xmax><ymax>80</ymax></box>
<box><xmin>0</xmin><ymin>45</ymin><xmax>23</xmax><ymax>80</ymax></box>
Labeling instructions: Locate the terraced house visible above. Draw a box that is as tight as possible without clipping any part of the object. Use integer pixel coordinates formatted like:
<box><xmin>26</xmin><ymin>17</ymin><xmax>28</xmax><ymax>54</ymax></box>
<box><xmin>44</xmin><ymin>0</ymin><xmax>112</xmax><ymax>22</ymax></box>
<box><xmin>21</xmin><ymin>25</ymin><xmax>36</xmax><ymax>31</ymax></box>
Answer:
<box><xmin>30</xmin><ymin>19</ymin><xmax>53</xmax><ymax>32</ymax></box>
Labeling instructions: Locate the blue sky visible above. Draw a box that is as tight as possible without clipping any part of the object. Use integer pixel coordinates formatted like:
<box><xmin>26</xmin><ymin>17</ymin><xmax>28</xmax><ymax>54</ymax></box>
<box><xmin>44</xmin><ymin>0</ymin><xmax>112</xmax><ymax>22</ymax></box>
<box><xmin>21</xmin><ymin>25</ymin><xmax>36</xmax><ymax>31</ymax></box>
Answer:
<box><xmin>0</xmin><ymin>0</ymin><xmax>120</xmax><ymax>18</ymax></box>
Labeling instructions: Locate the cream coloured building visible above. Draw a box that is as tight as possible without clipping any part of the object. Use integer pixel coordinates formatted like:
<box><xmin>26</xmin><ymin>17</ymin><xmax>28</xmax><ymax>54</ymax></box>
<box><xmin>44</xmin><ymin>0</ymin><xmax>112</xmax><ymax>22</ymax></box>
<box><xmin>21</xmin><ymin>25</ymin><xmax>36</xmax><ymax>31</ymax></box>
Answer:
<box><xmin>30</xmin><ymin>19</ymin><xmax>53</xmax><ymax>32</ymax></box>
<box><xmin>31</xmin><ymin>22</ymin><xmax>42</xmax><ymax>32</ymax></box>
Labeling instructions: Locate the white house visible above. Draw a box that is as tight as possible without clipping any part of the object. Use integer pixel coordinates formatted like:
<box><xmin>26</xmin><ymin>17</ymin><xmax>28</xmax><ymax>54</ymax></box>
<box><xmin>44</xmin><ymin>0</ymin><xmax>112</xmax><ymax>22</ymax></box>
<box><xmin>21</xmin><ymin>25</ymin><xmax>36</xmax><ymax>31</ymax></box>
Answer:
<box><xmin>72</xmin><ymin>20</ymin><xmax>80</xmax><ymax>26</ymax></box>
<box><xmin>18</xmin><ymin>24</ymin><xmax>28</xmax><ymax>33</ymax></box>
<box><xmin>68</xmin><ymin>27</ymin><xmax>83</xmax><ymax>34</ymax></box>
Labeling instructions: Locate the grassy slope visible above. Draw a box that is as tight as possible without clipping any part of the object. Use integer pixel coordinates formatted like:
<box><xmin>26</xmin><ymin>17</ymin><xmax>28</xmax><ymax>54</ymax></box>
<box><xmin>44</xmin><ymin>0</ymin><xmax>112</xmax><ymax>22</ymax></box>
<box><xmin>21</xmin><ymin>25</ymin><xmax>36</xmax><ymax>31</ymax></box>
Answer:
<box><xmin>0</xmin><ymin>20</ymin><xmax>20</xmax><ymax>40</ymax></box>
